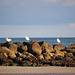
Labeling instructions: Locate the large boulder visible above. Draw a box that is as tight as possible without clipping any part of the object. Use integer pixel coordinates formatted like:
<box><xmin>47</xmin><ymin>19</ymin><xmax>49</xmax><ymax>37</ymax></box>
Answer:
<box><xmin>54</xmin><ymin>44</ymin><xmax>65</xmax><ymax>51</ymax></box>
<box><xmin>29</xmin><ymin>41</ymin><xmax>42</xmax><ymax>55</ymax></box>
<box><xmin>0</xmin><ymin>46</ymin><xmax>16</xmax><ymax>59</ymax></box>
<box><xmin>30</xmin><ymin>40</ymin><xmax>37</xmax><ymax>44</ymax></box>
<box><xmin>39</xmin><ymin>41</ymin><xmax>48</xmax><ymax>49</ymax></box>
<box><xmin>2</xmin><ymin>42</ymin><xmax>18</xmax><ymax>51</ymax></box>
<box><xmin>14</xmin><ymin>42</ymin><xmax>23</xmax><ymax>47</ymax></box>
<box><xmin>48</xmin><ymin>45</ymin><xmax>55</xmax><ymax>53</ymax></box>
<box><xmin>0</xmin><ymin>46</ymin><xmax>10</xmax><ymax>53</ymax></box>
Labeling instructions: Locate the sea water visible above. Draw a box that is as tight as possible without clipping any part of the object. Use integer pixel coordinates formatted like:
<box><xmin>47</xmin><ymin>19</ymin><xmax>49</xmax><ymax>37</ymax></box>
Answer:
<box><xmin>0</xmin><ymin>37</ymin><xmax>75</xmax><ymax>47</ymax></box>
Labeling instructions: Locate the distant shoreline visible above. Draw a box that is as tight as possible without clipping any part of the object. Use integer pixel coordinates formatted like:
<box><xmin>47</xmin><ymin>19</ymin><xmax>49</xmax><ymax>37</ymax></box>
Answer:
<box><xmin>0</xmin><ymin>37</ymin><xmax>75</xmax><ymax>38</ymax></box>
<box><xmin>0</xmin><ymin>66</ymin><xmax>75</xmax><ymax>74</ymax></box>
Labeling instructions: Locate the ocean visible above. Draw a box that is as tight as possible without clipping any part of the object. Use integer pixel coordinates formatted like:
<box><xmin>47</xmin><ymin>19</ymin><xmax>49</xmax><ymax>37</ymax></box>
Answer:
<box><xmin>0</xmin><ymin>37</ymin><xmax>75</xmax><ymax>47</ymax></box>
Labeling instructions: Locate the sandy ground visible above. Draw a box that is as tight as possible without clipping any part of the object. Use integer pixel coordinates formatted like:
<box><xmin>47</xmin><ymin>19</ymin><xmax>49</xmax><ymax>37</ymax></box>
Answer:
<box><xmin>0</xmin><ymin>66</ymin><xmax>75</xmax><ymax>74</ymax></box>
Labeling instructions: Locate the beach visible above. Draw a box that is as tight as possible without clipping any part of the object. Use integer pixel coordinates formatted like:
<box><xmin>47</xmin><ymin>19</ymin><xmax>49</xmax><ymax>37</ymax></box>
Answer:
<box><xmin>0</xmin><ymin>66</ymin><xmax>75</xmax><ymax>74</ymax></box>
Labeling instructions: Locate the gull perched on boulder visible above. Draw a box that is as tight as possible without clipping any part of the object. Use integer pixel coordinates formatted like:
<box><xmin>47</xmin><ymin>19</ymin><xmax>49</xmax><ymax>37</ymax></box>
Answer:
<box><xmin>57</xmin><ymin>38</ymin><xmax>60</xmax><ymax>44</ymax></box>
<box><xmin>6</xmin><ymin>38</ymin><xmax>12</xmax><ymax>42</ymax></box>
<box><xmin>25</xmin><ymin>36</ymin><xmax>30</xmax><ymax>42</ymax></box>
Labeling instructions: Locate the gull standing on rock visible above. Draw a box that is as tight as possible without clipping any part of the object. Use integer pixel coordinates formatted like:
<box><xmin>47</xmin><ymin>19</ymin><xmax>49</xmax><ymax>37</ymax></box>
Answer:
<box><xmin>25</xmin><ymin>36</ymin><xmax>30</xmax><ymax>42</ymax></box>
<box><xmin>57</xmin><ymin>38</ymin><xmax>60</xmax><ymax>44</ymax></box>
<box><xmin>6</xmin><ymin>38</ymin><xmax>12</xmax><ymax>42</ymax></box>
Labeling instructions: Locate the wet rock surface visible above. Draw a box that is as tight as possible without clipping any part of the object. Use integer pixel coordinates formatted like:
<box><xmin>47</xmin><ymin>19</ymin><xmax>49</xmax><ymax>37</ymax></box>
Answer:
<box><xmin>0</xmin><ymin>40</ymin><xmax>75</xmax><ymax>67</ymax></box>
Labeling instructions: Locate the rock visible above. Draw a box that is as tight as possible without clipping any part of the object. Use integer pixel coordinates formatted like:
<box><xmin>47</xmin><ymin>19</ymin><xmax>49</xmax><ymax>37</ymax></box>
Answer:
<box><xmin>49</xmin><ymin>53</ymin><xmax>55</xmax><ymax>57</ymax></box>
<box><xmin>23</xmin><ymin>42</ymin><xmax>31</xmax><ymax>46</ymax></box>
<box><xmin>12</xmin><ymin>57</ymin><xmax>23</xmax><ymax>64</ymax></box>
<box><xmin>0</xmin><ymin>58</ymin><xmax>13</xmax><ymax>66</ymax></box>
<box><xmin>42</xmin><ymin>47</ymin><xmax>50</xmax><ymax>54</ymax></box>
<box><xmin>41</xmin><ymin>60</ymin><xmax>50</xmax><ymax>64</ymax></box>
<box><xmin>0</xmin><ymin>43</ymin><xmax>3</xmax><ymax>47</ymax></box>
<box><xmin>66</xmin><ymin>53</ymin><xmax>73</xmax><ymax>57</ymax></box>
<box><xmin>68</xmin><ymin>62</ymin><xmax>75</xmax><ymax>67</ymax></box>
<box><xmin>66</xmin><ymin>47</ymin><xmax>75</xmax><ymax>53</ymax></box>
<box><xmin>55</xmin><ymin>51</ymin><xmax>65</xmax><ymax>57</ymax></box>
<box><xmin>0</xmin><ymin>47</ymin><xmax>10</xmax><ymax>53</ymax></box>
<box><xmin>30</xmin><ymin>40</ymin><xmax>37</xmax><ymax>43</ymax></box>
<box><xmin>43</xmin><ymin>53</ymin><xmax>52</xmax><ymax>60</ymax></box>
<box><xmin>39</xmin><ymin>41</ymin><xmax>48</xmax><ymax>49</ymax></box>
<box><xmin>55</xmin><ymin>55</ymin><xmax>64</xmax><ymax>60</ymax></box>
<box><xmin>14</xmin><ymin>42</ymin><xmax>23</xmax><ymax>47</ymax></box>
<box><xmin>22</xmin><ymin>61</ymin><xmax>32</xmax><ymax>66</ymax></box>
<box><xmin>8</xmin><ymin>51</ymin><xmax>16</xmax><ymax>59</ymax></box>
<box><xmin>52</xmin><ymin>59</ymin><xmax>65</xmax><ymax>66</ymax></box>
<box><xmin>0</xmin><ymin>53</ymin><xmax>8</xmax><ymax>59</ymax></box>
<box><xmin>54</xmin><ymin>44</ymin><xmax>65</xmax><ymax>51</ymax></box>
<box><xmin>36</xmin><ymin>54</ymin><xmax>44</xmax><ymax>60</ymax></box>
<box><xmin>72</xmin><ymin>56</ymin><xmax>75</xmax><ymax>61</ymax></box>
<box><xmin>0</xmin><ymin>46</ymin><xmax>16</xmax><ymax>59</ymax></box>
<box><xmin>68</xmin><ymin>44</ymin><xmax>75</xmax><ymax>48</ymax></box>
<box><xmin>66</xmin><ymin>57</ymin><xmax>73</xmax><ymax>62</ymax></box>
<box><xmin>23</xmin><ymin>52</ymin><xmax>37</xmax><ymax>63</ymax></box>
<box><xmin>2</xmin><ymin>42</ymin><xmax>18</xmax><ymax>51</ymax></box>
<box><xmin>18</xmin><ymin>45</ymin><xmax>28</xmax><ymax>53</ymax></box>
<box><xmin>48</xmin><ymin>45</ymin><xmax>55</xmax><ymax>53</ymax></box>
<box><xmin>16</xmin><ymin>52</ymin><xmax>26</xmax><ymax>58</ymax></box>
<box><xmin>29</xmin><ymin>42</ymin><xmax>42</xmax><ymax>55</ymax></box>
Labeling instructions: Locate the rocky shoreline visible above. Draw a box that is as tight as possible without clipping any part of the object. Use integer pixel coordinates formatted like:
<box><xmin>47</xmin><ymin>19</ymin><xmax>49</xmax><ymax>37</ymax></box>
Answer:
<box><xmin>0</xmin><ymin>40</ymin><xmax>75</xmax><ymax>67</ymax></box>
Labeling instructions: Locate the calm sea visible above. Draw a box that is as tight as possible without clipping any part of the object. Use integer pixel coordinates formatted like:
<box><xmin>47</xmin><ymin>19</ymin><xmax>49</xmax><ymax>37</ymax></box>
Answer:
<box><xmin>0</xmin><ymin>38</ymin><xmax>75</xmax><ymax>47</ymax></box>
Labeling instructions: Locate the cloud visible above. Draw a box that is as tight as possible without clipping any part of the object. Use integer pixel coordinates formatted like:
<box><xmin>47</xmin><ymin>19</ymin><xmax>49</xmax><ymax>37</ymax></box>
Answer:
<box><xmin>69</xmin><ymin>23</ymin><xmax>75</xmax><ymax>28</ymax></box>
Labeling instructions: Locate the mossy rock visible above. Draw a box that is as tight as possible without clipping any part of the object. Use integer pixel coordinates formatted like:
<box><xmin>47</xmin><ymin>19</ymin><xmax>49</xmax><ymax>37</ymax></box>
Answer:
<box><xmin>10</xmin><ymin>63</ymin><xmax>17</xmax><ymax>66</ymax></box>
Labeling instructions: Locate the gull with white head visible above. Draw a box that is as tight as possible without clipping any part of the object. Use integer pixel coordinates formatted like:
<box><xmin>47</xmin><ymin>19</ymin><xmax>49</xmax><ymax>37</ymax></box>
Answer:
<box><xmin>57</xmin><ymin>38</ymin><xmax>60</xmax><ymax>44</ymax></box>
<box><xmin>6</xmin><ymin>38</ymin><xmax>12</xmax><ymax>42</ymax></box>
<box><xmin>25</xmin><ymin>36</ymin><xmax>30</xmax><ymax>42</ymax></box>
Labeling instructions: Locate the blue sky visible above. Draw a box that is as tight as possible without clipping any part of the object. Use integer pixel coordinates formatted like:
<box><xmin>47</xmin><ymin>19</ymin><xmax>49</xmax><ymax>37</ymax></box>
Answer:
<box><xmin>0</xmin><ymin>0</ymin><xmax>75</xmax><ymax>37</ymax></box>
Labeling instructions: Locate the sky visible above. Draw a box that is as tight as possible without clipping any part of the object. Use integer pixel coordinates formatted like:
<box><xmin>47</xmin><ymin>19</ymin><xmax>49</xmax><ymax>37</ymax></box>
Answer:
<box><xmin>0</xmin><ymin>0</ymin><xmax>75</xmax><ymax>38</ymax></box>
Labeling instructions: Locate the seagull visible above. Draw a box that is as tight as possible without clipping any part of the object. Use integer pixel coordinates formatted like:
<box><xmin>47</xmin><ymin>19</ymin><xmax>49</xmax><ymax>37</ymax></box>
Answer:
<box><xmin>57</xmin><ymin>38</ymin><xmax>60</xmax><ymax>44</ymax></box>
<box><xmin>6</xmin><ymin>38</ymin><xmax>12</xmax><ymax>42</ymax></box>
<box><xmin>25</xmin><ymin>36</ymin><xmax>30</xmax><ymax>42</ymax></box>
